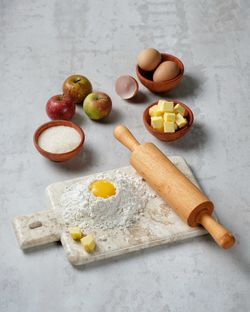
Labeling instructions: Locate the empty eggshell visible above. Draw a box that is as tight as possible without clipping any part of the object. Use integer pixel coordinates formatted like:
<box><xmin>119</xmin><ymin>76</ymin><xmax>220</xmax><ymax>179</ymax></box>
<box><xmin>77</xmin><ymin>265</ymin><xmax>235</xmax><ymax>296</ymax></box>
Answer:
<box><xmin>115</xmin><ymin>75</ymin><xmax>139</xmax><ymax>100</ymax></box>
<box><xmin>153</xmin><ymin>61</ymin><xmax>180</xmax><ymax>82</ymax></box>
<box><xmin>137</xmin><ymin>48</ymin><xmax>161</xmax><ymax>71</ymax></box>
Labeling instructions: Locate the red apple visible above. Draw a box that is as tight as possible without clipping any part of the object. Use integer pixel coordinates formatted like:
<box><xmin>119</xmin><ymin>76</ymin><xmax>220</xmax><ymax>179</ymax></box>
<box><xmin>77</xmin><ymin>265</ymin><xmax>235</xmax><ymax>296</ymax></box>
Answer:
<box><xmin>46</xmin><ymin>95</ymin><xmax>75</xmax><ymax>120</ymax></box>
<box><xmin>83</xmin><ymin>92</ymin><xmax>112</xmax><ymax>120</ymax></box>
<box><xmin>62</xmin><ymin>74</ymin><xmax>92</xmax><ymax>104</ymax></box>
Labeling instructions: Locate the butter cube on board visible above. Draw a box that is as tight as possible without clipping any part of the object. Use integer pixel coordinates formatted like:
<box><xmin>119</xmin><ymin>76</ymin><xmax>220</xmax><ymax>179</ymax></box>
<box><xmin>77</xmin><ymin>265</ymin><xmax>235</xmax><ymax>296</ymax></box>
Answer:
<box><xmin>174</xmin><ymin>103</ymin><xmax>185</xmax><ymax>116</ymax></box>
<box><xmin>81</xmin><ymin>234</ymin><xmax>96</xmax><ymax>253</ymax></box>
<box><xmin>176</xmin><ymin>113</ymin><xmax>187</xmax><ymax>128</ymax></box>
<box><xmin>68</xmin><ymin>227</ymin><xmax>83</xmax><ymax>240</ymax></box>
<box><xmin>151</xmin><ymin>116</ymin><xmax>163</xmax><ymax>130</ymax></box>
<box><xmin>158</xmin><ymin>100</ymin><xmax>174</xmax><ymax>112</ymax></box>
<box><xmin>164</xmin><ymin>112</ymin><xmax>176</xmax><ymax>122</ymax></box>
<box><xmin>149</xmin><ymin>105</ymin><xmax>163</xmax><ymax>117</ymax></box>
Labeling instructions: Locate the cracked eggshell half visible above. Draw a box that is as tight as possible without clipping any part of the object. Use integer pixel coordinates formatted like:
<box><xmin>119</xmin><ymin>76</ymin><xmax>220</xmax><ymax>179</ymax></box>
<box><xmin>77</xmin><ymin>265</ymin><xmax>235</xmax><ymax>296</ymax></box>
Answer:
<box><xmin>115</xmin><ymin>75</ymin><xmax>139</xmax><ymax>100</ymax></box>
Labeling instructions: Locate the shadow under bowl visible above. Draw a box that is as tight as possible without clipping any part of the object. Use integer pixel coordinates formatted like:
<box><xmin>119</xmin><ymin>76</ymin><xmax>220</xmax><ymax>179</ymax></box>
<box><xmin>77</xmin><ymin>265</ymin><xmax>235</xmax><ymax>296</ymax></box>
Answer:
<box><xmin>33</xmin><ymin>120</ymin><xmax>85</xmax><ymax>162</ymax></box>
<box><xmin>136</xmin><ymin>53</ymin><xmax>184</xmax><ymax>93</ymax></box>
<box><xmin>143</xmin><ymin>100</ymin><xmax>193</xmax><ymax>142</ymax></box>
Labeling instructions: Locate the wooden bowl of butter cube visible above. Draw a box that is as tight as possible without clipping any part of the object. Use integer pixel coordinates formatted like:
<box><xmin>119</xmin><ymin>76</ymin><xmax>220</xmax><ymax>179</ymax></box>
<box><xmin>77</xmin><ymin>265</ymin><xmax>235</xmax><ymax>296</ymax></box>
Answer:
<box><xmin>143</xmin><ymin>99</ymin><xmax>193</xmax><ymax>142</ymax></box>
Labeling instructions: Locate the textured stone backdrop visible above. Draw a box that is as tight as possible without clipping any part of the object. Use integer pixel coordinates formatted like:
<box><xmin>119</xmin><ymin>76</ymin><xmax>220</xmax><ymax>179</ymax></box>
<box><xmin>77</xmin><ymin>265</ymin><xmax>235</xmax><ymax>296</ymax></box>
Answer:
<box><xmin>0</xmin><ymin>1</ymin><xmax>249</xmax><ymax>311</ymax></box>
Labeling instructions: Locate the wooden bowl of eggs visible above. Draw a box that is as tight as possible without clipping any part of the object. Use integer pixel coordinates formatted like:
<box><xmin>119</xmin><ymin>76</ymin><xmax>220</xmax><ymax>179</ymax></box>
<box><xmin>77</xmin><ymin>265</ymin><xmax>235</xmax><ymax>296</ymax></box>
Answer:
<box><xmin>143</xmin><ymin>100</ymin><xmax>193</xmax><ymax>142</ymax></box>
<box><xmin>33</xmin><ymin>120</ymin><xmax>85</xmax><ymax>162</ymax></box>
<box><xmin>136</xmin><ymin>48</ymin><xmax>184</xmax><ymax>93</ymax></box>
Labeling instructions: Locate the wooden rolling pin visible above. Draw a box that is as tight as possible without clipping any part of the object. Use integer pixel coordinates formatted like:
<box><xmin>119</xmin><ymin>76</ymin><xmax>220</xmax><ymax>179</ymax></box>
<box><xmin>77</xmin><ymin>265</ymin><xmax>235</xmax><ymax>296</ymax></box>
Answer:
<box><xmin>114</xmin><ymin>125</ymin><xmax>235</xmax><ymax>249</ymax></box>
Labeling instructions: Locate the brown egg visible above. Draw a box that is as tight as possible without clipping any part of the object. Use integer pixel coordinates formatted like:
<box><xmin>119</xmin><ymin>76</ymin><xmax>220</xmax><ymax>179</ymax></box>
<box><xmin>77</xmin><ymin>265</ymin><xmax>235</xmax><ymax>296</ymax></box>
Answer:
<box><xmin>137</xmin><ymin>48</ymin><xmax>161</xmax><ymax>71</ymax></box>
<box><xmin>153</xmin><ymin>61</ymin><xmax>180</xmax><ymax>82</ymax></box>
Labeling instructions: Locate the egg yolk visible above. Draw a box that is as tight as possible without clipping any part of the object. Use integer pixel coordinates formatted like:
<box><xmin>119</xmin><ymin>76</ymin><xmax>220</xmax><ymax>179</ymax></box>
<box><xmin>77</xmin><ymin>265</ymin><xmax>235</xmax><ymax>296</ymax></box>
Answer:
<box><xmin>89</xmin><ymin>180</ymin><xmax>116</xmax><ymax>198</ymax></box>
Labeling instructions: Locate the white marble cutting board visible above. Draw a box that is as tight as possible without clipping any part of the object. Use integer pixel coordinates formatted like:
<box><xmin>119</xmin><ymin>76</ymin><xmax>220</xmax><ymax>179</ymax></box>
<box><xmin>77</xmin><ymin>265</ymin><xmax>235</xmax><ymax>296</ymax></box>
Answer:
<box><xmin>13</xmin><ymin>156</ymin><xmax>208</xmax><ymax>266</ymax></box>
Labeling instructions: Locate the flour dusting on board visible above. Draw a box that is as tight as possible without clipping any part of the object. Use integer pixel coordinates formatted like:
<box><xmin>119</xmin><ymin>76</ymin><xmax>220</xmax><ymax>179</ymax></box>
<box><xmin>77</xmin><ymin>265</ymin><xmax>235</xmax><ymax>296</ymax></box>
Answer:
<box><xmin>60</xmin><ymin>169</ymin><xmax>156</xmax><ymax>230</ymax></box>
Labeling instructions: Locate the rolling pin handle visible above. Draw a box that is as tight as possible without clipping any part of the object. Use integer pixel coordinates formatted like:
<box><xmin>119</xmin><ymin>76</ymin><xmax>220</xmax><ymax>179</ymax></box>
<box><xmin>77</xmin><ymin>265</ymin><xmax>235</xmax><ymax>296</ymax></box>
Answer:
<box><xmin>113</xmin><ymin>125</ymin><xmax>140</xmax><ymax>152</ymax></box>
<box><xmin>199</xmin><ymin>214</ymin><xmax>235</xmax><ymax>249</ymax></box>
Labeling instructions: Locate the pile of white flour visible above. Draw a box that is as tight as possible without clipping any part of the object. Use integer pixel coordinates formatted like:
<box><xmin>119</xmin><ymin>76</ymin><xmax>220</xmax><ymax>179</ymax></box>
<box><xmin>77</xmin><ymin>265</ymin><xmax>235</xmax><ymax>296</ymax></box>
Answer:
<box><xmin>60</xmin><ymin>169</ymin><xmax>155</xmax><ymax>230</ymax></box>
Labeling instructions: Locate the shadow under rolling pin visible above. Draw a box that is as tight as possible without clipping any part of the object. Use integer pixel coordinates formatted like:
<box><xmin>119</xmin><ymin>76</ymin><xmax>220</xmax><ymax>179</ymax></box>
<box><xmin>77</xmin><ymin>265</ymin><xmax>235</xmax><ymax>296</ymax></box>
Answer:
<box><xmin>113</xmin><ymin>125</ymin><xmax>235</xmax><ymax>249</ymax></box>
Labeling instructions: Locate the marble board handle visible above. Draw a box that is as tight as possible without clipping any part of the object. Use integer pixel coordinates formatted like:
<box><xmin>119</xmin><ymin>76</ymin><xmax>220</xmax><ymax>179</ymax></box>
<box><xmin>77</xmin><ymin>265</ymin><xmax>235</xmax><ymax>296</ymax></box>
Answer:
<box><xmin>13</xmin><ymin>209</ymin><xmax>61</xmax><ymax>249</ymax></box>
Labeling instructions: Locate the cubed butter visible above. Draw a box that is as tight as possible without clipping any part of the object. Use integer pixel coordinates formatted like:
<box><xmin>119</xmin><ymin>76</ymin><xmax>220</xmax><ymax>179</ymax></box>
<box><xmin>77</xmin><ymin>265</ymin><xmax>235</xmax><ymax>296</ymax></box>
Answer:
<box><xmin>164</xmin><ymin>121</ymin><xmax>175</xmax><ymax>133</ymax></box>
<box><xmin>176</xmin><ymin>113</ymin><xmax>188</xmax><ymax>128</ymax></box>
<box><xmin>164</xmin><ymin>112</ymin><xmax>176</xmax><ymax>122</ymax></box>
<box><xmin>149</xmin><ymin>105</ymin><xmax>163</xmax><ymax>117</ymax></box>
<box><xmin>151</xmin><ymin>116</ymin><xmax>163</xmax><ymax>130</ymax></box>
<box><xmin>81</xmin><ymin>234</ymin><xmax>96</xmax><ymax>253</ymax></box>
<box><xmin>158</xmin><ymin>100</ymin><xmax>174</xmax><ymax>112</ymax></box>
<box><xmin>68</xmin><ymin>227</ymin><xmax>83</xmax><ymax>240</ymax></box>
<box><xmin>174</xmin><ymin>103</ymin><xmax>185</xmax><ymax>116</ymax></box>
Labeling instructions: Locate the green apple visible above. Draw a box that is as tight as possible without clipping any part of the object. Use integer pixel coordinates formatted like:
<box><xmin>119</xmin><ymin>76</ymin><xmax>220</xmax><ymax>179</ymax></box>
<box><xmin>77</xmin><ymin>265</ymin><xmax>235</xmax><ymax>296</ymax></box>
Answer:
<box><xmin>83</xmin><ymin>92</ymin><xmax>112</xmax><ymax>120</ymax></box>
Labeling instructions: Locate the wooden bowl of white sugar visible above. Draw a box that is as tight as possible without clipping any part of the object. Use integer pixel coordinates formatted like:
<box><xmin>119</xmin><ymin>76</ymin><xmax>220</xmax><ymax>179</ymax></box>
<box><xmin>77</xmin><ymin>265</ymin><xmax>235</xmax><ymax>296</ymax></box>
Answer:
<box><xmin>33</xmin><ymin>120</ymin><xmax>85</xmax><ymax>162</ymax></box>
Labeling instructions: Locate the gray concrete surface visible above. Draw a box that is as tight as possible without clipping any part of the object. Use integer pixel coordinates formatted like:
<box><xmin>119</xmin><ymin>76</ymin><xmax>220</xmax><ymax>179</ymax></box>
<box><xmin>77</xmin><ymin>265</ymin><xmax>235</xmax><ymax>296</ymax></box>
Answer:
<box><xmin>1</xmin><ymin>0</ymin><xmax>250</xmax><ymax>311</ymax></box>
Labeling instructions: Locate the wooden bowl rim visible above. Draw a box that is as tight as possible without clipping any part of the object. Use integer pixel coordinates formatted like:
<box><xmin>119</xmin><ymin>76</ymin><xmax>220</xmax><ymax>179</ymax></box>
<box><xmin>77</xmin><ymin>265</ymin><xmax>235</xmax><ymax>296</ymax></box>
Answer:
<box><xmin>143</xmin><ymin>100</ymin><xmax>193</xmax><ymax>140</ymax></box>
<box><xmin>33</xmin><ymin>120</ymin><xmax>85</xmax><ymax>159</ymax></box>
<box><xmin>136</xmin><ymin>53</ymin><xmax>184</xmax><ymax>85</ymax></box>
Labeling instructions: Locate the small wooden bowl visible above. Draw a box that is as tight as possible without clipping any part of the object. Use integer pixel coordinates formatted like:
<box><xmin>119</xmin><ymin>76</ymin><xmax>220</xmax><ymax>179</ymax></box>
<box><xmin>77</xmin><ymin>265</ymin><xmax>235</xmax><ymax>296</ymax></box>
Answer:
<box><xmin>136</xmin><ymin>53</ymin><xmax>184</xmax><ymax>93</ymax></box>
<box><xmin>33</xmin><ymin>120</ymin><xmax>85</xmax><ymax>162</ymax></box>
<box><xmin>143</xmin><ymin>100</ymin><xmax>193</xmax><ymax>142</ymax></box>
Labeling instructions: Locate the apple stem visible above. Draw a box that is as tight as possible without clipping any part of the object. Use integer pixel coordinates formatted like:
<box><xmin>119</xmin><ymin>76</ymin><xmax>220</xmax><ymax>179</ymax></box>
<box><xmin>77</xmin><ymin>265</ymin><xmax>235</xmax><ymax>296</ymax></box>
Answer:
<box><xmin>74</xmin><ymin>78</ymin><xmax>81</xmax><ymax>83</ymax></box>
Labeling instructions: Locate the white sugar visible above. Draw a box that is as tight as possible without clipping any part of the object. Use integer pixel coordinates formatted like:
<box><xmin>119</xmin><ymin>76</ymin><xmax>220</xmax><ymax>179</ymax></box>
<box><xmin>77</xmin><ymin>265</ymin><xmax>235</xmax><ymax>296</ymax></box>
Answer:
<box><xmin>38</xmin><ymin>125</ymin><xmax>81</xmax><ymax>154</ymax></box>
